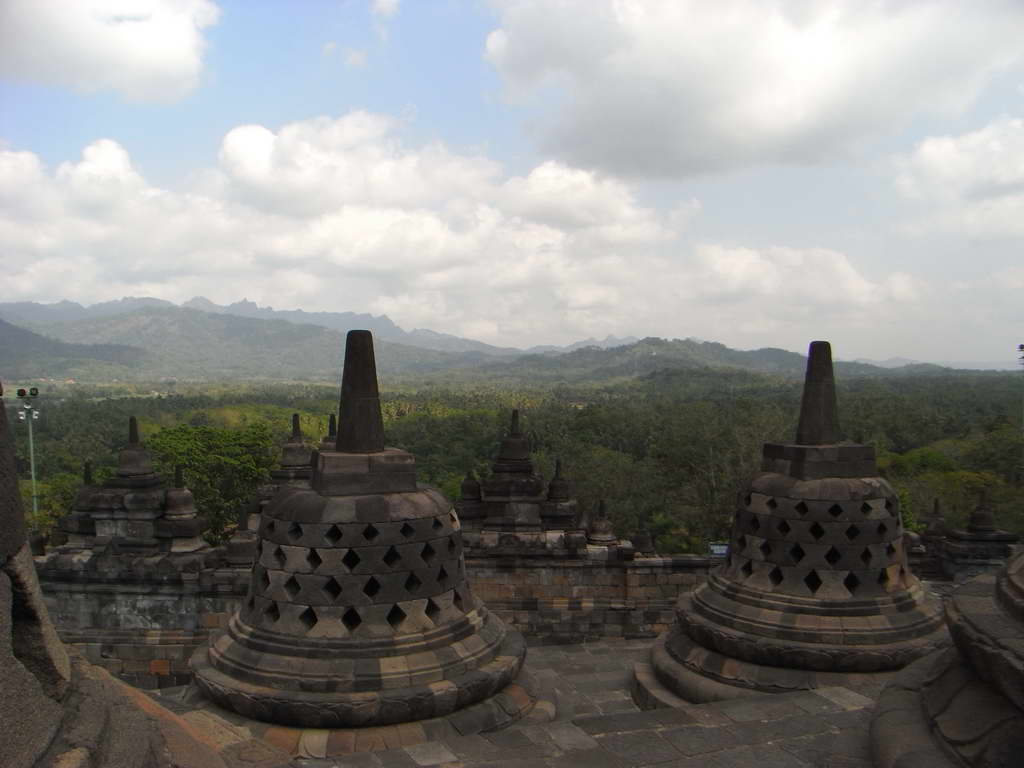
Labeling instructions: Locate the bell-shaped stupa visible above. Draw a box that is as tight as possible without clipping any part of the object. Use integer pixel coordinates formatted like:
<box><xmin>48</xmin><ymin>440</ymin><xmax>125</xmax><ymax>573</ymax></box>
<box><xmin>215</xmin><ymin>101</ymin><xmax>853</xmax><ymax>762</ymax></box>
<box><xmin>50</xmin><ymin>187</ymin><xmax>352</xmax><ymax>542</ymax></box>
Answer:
<box><xmin>636</xmin><ymin>341</ymin><xmax>948</xmax><ymax>705</ymax></box>
<box><xmin>192</xmin><ymin>331</ymin><xmax>527</xmax><ymax>728</ymax></box>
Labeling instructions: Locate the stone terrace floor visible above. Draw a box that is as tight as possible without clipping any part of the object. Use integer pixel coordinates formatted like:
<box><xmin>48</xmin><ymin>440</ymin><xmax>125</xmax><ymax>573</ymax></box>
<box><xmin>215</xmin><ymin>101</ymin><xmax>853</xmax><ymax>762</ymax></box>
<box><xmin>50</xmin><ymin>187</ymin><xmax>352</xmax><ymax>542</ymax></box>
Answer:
<box><xmin>152</xmin><ymin>638</ymin><xmax>881</xmax><ymax>768</ymax></box>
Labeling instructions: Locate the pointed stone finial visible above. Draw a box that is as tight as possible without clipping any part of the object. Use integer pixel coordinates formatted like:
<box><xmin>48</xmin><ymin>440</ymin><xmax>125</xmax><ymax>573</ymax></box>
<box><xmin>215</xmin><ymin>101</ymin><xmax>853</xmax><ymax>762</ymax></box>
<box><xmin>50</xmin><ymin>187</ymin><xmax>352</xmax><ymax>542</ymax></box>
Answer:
<box><xmin>128</xmin><ymin>415</ymin><xmax>140</xmax><ymax>445</ymax></box>
<box><xmin>509</xmin><ymin>409</ymin><xmax>522</xmax><ymax>437</ymax></box>
<box><xmin>174</xmin><ymin>464</ymin><xmax>184</xmax><ymax>488</ymax></box>
<box><xmin>290</xmin><ymin>413</ymin><xmax>302</xmax><ymax>441</ymax></box>
<box><xmin>461</xmin><ymin>469</ymin><xmax>482</xmax><ymax>501</ymax></box>
<box><xmin>554</xmin><ymin>458</ymin><xmax>563</xmax><ymax>479</ymax></box>
<box><xmin>328</xmin><ymin>413</ymin><xmax>337</xmax><ymax>438</ymax></box>
<box><xmin>336</xmin><ymin>330</ymin><xmax>385</xmax><ymax>453</ymax></box>
<box><xmin>83</xmin><ymin>460</ymin><xmax>93</xmax><ymax>485</ymax></box>
<box><xmin>547</xmin><ymin>458</ymin><xmax>570</xmax><ymax>501</ymax></box>
<box><xmin>795</xmin><ymin>341</ymin><xmax>841</xmax><ymax>445</ymax></box>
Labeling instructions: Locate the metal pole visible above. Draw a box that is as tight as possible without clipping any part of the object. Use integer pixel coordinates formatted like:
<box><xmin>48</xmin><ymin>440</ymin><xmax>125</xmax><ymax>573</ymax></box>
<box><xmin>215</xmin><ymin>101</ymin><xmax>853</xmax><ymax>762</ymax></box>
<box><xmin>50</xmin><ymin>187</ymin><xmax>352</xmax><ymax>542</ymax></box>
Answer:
<box><xmin>27</xmin><ymin>405</ymin><xmax>39</xmax><ymax>518</ymax></box>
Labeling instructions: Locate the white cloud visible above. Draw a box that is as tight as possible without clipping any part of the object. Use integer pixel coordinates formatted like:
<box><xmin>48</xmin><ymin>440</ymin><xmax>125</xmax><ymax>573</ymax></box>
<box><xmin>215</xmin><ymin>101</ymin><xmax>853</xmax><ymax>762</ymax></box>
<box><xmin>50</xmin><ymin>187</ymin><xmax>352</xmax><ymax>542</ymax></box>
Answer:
<box><xmin>485</xmin><ymin>0</ymin><xmax>1024</xmax><ymax>177</ymax></box>
<box><xmin>0</xmin><ymin>0</ymin><xmax>220</xmax><ymax>102</ymax></box>
<box><xmin>345</xmin><ymin>49</ymin><xmax>369</xmax><ymax>69</ymax></box>
<box><xmin>372</xmin><ymin>0</ymin><xmax>400</xmax><ymax>19</ymax></box>
<box><xmin>894</xmin><ymin>117</ymin><xmax>1024</xmax><ymax>237</ymax></box>
<box><xmin>2</xmin><ymin>110</ymin><xmax>999</xmax><ymax>359</ymax></box>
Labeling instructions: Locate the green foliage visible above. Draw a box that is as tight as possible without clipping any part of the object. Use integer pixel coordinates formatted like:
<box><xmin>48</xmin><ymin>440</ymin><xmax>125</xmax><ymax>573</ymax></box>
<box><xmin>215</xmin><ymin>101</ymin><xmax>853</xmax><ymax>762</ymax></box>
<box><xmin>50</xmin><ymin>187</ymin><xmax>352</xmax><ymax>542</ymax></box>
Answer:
<box><xmin>146</xmin><ymin>423</ymin><xmax>277</xmax><ymax>544</ymax></box>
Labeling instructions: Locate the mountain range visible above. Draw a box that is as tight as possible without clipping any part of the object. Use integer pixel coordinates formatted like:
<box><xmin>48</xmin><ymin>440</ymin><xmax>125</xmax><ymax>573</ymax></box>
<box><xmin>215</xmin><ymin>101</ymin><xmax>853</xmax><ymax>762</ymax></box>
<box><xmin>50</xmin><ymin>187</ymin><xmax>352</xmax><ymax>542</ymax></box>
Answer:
<box><xmin>0</xmin><ymin>296</ymin><xmax>964</xmax><ymax>384</ymax></box>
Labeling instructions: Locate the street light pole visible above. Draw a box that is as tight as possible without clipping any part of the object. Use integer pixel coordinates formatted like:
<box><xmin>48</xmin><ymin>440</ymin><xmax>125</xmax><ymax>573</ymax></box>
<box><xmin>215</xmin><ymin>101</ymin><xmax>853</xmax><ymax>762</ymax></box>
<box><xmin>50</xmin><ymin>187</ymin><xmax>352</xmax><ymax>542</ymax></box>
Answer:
<box><xmin>16</xmin><ymin>387</ymin><xmax>41</xmax><ymax>519</ymax></box>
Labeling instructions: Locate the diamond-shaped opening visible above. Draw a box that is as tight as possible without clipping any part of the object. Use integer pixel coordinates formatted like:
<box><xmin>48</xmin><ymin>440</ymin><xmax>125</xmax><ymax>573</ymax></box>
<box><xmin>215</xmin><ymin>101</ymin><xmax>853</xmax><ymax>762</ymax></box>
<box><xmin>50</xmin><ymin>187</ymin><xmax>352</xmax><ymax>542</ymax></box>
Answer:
<box><xmin>288</xmin><ymin>522</ymin><xmax>303</xmax><ymax>542</ymax></box>
<box><xmin>405</xmin><ymin>572</ymin><xmax>423</xmax><ymax>592</ymax></box>
<box><xmin>425</xmin><ymin>597</ymin><xmax>441</xmax><ymax>624</ymax></box>
<box><xmin>845</xmin><ymin>524</ymin><xmax>861</xmax><ymax>541</ymax></box>
<box><xmin>744</xmin><ymin>493</ymin><xmax>752</xmax><ymax>507</ymax></box>
<box><xmin>886</xmin><ymin>542</ymin><xmax>896</xmax><ymax>557</ymax></box>
<box><xmin>877</xmin><ymin>568</ymin><xmax>890</xmax><ymax>586</ymax></box>
<box><xmin>860</xmin><ymin>502</ymin><xmax>872</xmax><ymax>515</ymax></box>
<box><xmin>307</xmin><ymin>549</ymin><xmax>323</xmax><ymax>571</ymax></box>
<box><xmin>264</xmin><ymin>602</ymin><xmax>280</xmax><ymax>623</ymax></box>
<box><xmin>383</xmin><ymin>545</ymin><xmax>401</xmax><ymax>568</ymax></box>
<box><xmin>885</xmin><ymin>498</ymin><xmax>894</xmax><ymax>514</ymax></box>
<box><xmin>769</xmin><ymin>566</ymin><xmax>784</xmax><ymax>587</ymax></box>
<box><xmin>323</xmin><ymin>576</ymin><xmax>342</xmax><ymax>601</ymax></box>
<box><xmin>759</xmin><ymin>541</ymin><xmax>772</xmax><ymax>557</ymax></box>
<box><xmin>741</xmin><ymin>560</ymin><xmax>754</xmax><ymax>578</ymax></box>
<box><xmin>809</xmin><ymin>522</ymin><xmax>825</xmax><ymax>540</ymax></box>
<box><xmin>299</xmin><ymin>606</ymin><xmax>317</xmax><ymax>631</ymax></box>
<box><xmin>795</xmin><ymin>501</ymin><xmax>809</xmax><ymax>516</ymax></box>
<box><xmin>325</xmin><ymin>525</ymin><xmax>343</xmax><ymax>545</ymax></box>
<box><xmin>790</xmin><ymin>543</ymin><xmax>806</xmax><ymax>563</ymax></box>
<box><xmin>447</xmin><ymin>537</ymin><xmax>456</xmax><ymax>554</ymax></box>
<box><xmin>877</xmin><ymin>522</ymin><xmax>888</xmax><ymax>536</ymax></box>
<box><xmin>386</xmin><ymin>604</ymin><xmax>407</xmax><ymax>631</ymax></box>
<box><xmin>736</xmin><ymin>534</ymin><xmax>748</xmax><ymax>552</ymax></box>
<box><xmin>860</xmin><ymin>547</ymin><xmax>873</xmax><ymax>566</ymax></box>
<box><xmin>828</xmin><ymin>504</ymin><xmax>843</xmax><ymax>518</ymax></box>
<box><xmin>453</xmin><ymin>590</ymin><xmax>465</xmax><ymax>613</ymax></box>
<box><xmin>449</xmin><ymin>512</ymin><xmax>458</xmax><ymax>525</ymax></box>
<box><xmin>400</xmin><ymin>522</ymin><xmax>415</xmax><ymax>538</ymax></box>
<box><xmin>342</xmin><ymin>549</ymin><xmax>361</xmax><ymax>571</ymax></box>
<box><xmin>363</xmin><ymin>576</ymin><xmax>381</xmax><ymax>598</ymax></box>
<box><xmin>259</xmin><ymin>569</ymin><xmax>271</xmax><ymax>592</ymax></box>
<box><xmin>433</xmin><ymin>517</ymin><xmax>443</xmax><ymax>531</ymax></box>
<box><xmin>421</xmin><ymin>542</ymin><xmax>437</xmax><ymax>565</ymax></box>
<box><xmin>284</xmin><ymin>575</ymin><xmax>301</xmax><ymax>599</ymax></box>
<box><xmin>342</xmin><ymin>607</ymin><xmax>361</xmax><ymax>632</ymax></box>
<box><xmin>804</xmin><ymin>570</ymin><xmax>823</xmax><ymax>594</ymax></box>
<box><xmin>749</xmin><ymin>516</ymin><xmax>761</xmax><ymax>532</ymax></box>
<box><xmin>825</xmin><ymin>546</ymin><xmax>841</xmax><ymax>566</ymax></box>
<box><xmin>273</xmin><ymin>546</ymin><xmax>287</xmax><ymax>568</ymax></box>
<box><xmin>438</xmin><ymin>565</ymin><xmax>449</xmax><ymax>584</ymax></box>
<box><xmin>363</xmin><ymin>524</ymin><xmax>380</xmax><ymax>541</ymax></box>
<box><xmin>844</xmin><ymin>572</ymin><xmax>860</xmax><ymax>595</ymax></box>
<box><xmin>777</xmin><ymin>520</ymin><xmax>791</xmax><ymax>536</ymax></box>
<box><xmin>265</xmin><ymin>519</ymin><xmax>276</xmax><ymax>534</ymax></box>
<box><xmin>767</xmin><ymin>498</ymin><xmax>778</xmax><ymax>510</ymax></box>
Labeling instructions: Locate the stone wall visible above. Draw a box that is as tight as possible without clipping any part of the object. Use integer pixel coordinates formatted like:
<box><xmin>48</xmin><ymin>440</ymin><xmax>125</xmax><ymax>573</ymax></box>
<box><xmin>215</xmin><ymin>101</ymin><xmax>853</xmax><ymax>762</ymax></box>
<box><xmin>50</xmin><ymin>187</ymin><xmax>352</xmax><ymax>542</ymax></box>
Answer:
<box><xmin>39</xmin><ymin>552</ymin><xmax>722</xmax><ymax>687</ymax></box>
<box><xmin>466</xmin><ymin>554</ymin><xmax>721</xmax><ymax>644</ymax></box>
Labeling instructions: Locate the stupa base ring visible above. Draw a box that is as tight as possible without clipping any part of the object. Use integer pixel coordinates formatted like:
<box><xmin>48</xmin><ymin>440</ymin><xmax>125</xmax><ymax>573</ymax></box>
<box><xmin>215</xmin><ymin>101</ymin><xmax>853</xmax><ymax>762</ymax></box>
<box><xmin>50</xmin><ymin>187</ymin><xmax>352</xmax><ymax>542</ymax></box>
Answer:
<box><xmin>635</xmin><ymin>625</ymin><xmax>945</xmax><ymax>706</ymax></box>
<box><xmin>191</xmin><ymin>628</ymin><xmax>527</xmax><ymax>728</ymax></box>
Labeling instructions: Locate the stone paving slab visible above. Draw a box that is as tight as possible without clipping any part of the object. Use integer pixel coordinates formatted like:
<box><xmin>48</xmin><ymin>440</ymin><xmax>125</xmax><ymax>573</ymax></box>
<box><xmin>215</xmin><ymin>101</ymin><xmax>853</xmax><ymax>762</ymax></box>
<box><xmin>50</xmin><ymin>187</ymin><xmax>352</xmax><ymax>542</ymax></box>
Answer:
<box><xmin>159</xmin><ymin>638</ymin><xmax>878</xmax><ymax>768</ymax></box>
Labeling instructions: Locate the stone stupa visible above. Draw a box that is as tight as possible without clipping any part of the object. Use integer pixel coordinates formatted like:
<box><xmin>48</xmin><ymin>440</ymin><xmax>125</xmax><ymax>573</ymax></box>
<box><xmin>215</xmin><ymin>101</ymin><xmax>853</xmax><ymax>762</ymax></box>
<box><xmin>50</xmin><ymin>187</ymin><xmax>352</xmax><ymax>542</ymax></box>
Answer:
<box><xmin>191</xmin><ymin>330</ymin><xmax>529</xmax><ymax>729</ymax></box>
<box><xmin>635</xmin><ymin>341</ymin><xmax>948</xmax><ymax>705</ymax></box>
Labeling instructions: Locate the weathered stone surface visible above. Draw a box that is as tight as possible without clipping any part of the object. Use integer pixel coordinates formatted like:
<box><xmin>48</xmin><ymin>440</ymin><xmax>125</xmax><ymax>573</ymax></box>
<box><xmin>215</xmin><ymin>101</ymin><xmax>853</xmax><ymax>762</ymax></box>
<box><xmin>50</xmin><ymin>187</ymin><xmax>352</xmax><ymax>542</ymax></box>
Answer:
<box><xmin>192</xmin><ymin>331</ymin><xmax>529</xmax><ymax>729</ymax></box>
<box><xmin>637</xmin><ymin>341</ymin><xmax>947</xmax><ymax>706</ymax></box>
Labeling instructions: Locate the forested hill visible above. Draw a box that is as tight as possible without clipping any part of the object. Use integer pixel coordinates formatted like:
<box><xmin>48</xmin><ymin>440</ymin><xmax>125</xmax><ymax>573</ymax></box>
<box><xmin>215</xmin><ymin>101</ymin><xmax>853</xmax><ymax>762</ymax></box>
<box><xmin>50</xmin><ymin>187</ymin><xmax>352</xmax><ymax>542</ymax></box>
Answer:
<box><xmin>0</xmin><ymin>318</ymin><xmax>142</xmax><ymax>379</ymax></box>
<box><xmin>6</xmin><ymin>307</ymin><xmax>951</xmax><ymax>383</ymax></box>
<box><xmin>449</xmin><ymin>336</ymin><xmax>946</xmax><ymax>384</ymax></box>
<box><xmin>18</xmin><ymin>307</ymin><xmax>483</xmax><ymax>380</ymax></box>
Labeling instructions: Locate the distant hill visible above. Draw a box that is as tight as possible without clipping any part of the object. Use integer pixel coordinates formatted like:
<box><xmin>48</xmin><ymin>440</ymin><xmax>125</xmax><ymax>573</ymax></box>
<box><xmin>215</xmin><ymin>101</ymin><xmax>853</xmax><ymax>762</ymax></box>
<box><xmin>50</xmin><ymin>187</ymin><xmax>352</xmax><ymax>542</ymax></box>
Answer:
<box><xmin>22</xmin><ymin>307</ymin><xmax>486</xmax><ymax>381</ymax></box>
<box><xmin>445</xmin><ymin>336</ymin><xmax>943</xmax><ymax>385</ymax></box>
<box><xmin>0</xmin><ymin>318</ymin><xmax>142</xmax><ymax>379</ymax></box>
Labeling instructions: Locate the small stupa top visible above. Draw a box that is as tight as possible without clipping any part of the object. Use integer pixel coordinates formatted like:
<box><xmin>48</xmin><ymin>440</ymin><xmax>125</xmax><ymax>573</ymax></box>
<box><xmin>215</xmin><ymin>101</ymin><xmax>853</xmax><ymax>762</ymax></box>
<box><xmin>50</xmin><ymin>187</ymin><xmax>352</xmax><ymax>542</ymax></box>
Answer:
<box><xmin>279</xmin><ymin>413</ymin><xmax>312</xmax><ymax>469</ymax></box>
<box><xmin>114</xmin><ymin>416</ymin><xmax>156</xmax><ymax>480</ymax></box>
<box><xmin>319</xmin><ymin>413</ymin><xmax>338</xmax><ymax>451</ymax></box>
<box><xmin>547</xmin><ymin>458</ymin><xmax>570</xmax><ymax>501</ymax></box>
<box><xmin>761</xmin><ymin>341</ymin><xmax>876</xmax><ymax>480</ymax></box>
<box><xmin>481</xmin><ymin>409</ymin><xmax>544</xmax><ymax>499</ymax></box>
<box><xmin>950</xmin><ymin>492</ymin><xmax>1019</xmax><ymax>543</ymax></box>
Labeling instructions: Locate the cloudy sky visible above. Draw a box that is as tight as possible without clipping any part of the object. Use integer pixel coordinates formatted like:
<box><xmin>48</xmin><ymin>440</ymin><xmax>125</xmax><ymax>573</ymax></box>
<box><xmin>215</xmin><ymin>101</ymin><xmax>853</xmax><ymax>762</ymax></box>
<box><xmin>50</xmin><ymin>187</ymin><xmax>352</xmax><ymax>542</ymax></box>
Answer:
<box><xmin>1</xmin><ymin>0</ymin><xmax>1022</xmax><ymax>363</ymax></box>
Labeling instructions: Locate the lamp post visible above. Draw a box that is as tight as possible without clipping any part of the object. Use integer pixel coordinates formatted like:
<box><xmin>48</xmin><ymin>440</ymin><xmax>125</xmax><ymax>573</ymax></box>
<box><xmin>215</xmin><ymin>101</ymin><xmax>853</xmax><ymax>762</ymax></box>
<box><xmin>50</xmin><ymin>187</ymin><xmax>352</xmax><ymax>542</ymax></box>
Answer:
<box><xmin>1019</xmin><ymin>344</ymin><xmax>1024</xmax><ymax>486</ymax></box>
<box><xmin>16</xmin><ymin>387</ymin><xmax>41</xmax><ymax>519</ymax></box>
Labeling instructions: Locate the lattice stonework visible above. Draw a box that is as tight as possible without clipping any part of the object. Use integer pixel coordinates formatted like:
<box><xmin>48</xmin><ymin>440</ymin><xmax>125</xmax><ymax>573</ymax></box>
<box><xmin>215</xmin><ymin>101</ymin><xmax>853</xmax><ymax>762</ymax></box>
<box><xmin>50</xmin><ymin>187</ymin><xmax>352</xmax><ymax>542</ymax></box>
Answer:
<box><xmin>192</xmin><ymin>330</ymin><xmax>525</xmax><ymax>730</ymax></box>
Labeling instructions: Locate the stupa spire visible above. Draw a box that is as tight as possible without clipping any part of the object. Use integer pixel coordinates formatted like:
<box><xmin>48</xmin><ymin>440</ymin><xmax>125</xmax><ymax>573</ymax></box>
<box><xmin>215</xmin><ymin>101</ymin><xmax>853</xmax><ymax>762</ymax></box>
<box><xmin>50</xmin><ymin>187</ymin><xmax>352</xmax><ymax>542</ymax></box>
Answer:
<box><xmin>290</xmin><ymin>413</ymin><xmax>302</xmax><ymax>441</ymax></box>
<box><xmin>336</xmin><ymin>330</ymin><xmax>385</xmax><ymax>453</ymax></box>
<box><xmin>128</xmin><ymin>415</ymin><xmax>140</xmax><ymax>445</ymax></box>
<box><xmin>795</xmin><ymin>340</ymin><xmax>842</xmax><ymax>445</ymax></box>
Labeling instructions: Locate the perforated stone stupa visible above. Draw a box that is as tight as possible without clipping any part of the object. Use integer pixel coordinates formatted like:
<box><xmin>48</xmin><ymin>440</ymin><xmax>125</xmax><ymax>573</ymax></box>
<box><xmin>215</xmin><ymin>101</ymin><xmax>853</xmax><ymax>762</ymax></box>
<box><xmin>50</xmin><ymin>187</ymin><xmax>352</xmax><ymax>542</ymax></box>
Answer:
<box><xmin>635</xmin><ymin>341</ymin><xmax>948</xmax><ymax>705</ymax></box>
<box><xmin>191</xmin><ymin>331</ymin><xmax>528</xmax><ymax>728</ymax></box>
